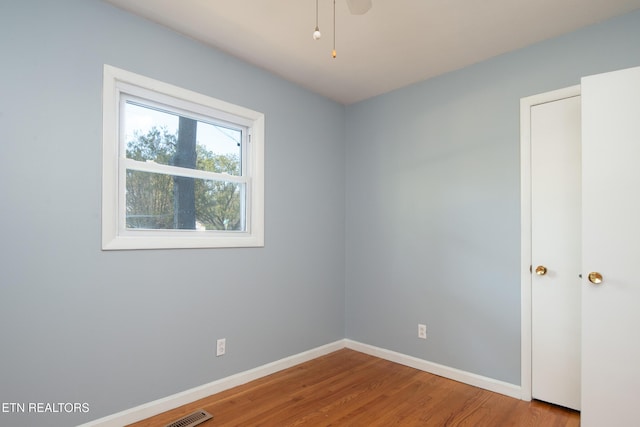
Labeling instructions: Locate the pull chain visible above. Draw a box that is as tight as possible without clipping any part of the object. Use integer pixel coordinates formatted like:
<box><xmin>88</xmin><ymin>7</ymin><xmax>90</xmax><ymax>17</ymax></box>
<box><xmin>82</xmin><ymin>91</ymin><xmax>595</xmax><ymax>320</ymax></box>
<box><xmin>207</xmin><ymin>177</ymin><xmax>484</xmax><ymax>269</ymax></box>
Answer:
<box><xmin>332</xmin><ymin>0</ymin><xmax>337</xmax><ymax>58</ymax></box>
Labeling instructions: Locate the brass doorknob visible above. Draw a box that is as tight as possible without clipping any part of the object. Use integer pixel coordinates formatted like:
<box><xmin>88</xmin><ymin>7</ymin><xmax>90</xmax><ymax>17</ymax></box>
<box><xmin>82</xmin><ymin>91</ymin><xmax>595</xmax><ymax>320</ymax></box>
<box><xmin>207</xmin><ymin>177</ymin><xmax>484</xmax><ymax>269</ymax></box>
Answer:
<box><xmin>588</xmin><ymin>272</ymin><xmax>603</xmax><ymax>284</ymax></box>
<box><xmin>535</xmin><ymin>265</ymin><xmax>547</xmax><ymax>276</ymax></box>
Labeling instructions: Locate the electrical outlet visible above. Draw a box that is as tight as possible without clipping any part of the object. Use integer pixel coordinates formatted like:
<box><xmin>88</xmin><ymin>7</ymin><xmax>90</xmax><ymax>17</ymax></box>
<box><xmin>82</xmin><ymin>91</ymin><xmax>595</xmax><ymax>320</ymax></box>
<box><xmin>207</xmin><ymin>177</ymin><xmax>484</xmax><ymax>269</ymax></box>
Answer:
<box><xmin>216</xmin><ymin>338</ymin><xmax>226</xmax><ymax>356</ymax></box>
<box><xmin>418</xmin><ymin>324</ymin><xmax>427</xmax><ymax>339</ymax></box>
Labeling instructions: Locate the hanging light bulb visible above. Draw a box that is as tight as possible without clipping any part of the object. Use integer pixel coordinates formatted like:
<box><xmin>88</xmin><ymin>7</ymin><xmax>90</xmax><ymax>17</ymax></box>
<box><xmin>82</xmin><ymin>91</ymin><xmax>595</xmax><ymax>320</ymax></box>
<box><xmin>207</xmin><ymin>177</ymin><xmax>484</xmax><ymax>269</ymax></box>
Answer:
<box><xmin>312</xmin><ymin>0</ymin><xmax>321</xmax><ymax>40</ymax></box>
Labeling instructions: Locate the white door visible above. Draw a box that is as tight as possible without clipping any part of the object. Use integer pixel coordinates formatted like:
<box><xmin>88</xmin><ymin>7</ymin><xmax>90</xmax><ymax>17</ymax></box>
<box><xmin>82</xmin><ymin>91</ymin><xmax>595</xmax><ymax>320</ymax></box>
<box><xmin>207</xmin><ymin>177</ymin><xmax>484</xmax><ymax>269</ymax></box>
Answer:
<box><xmin>581</xmin><ymin>66</ymin><xmax>640</xmax><ymax>427</ymax></box>
<box><xmin>530</xmin><ymin>95</ymin><xmax>582</xmax><ymax>410</ymax></box>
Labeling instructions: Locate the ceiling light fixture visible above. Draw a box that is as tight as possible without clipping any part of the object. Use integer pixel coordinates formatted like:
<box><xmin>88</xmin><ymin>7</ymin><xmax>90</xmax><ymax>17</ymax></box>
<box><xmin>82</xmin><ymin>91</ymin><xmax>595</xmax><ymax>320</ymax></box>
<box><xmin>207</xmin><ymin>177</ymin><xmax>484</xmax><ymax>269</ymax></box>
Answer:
<box><xmin>313</xmin><ymin>0</ymin><xmax>372</xmax><ymax>59</ymax></box>
<box><xmin>346</xmin><ymin>0</ymin><xmax>372</xmax><ymax>15</ymax></box>
<box><xmin>313</xmin><ymin>0</ymin><xmax>321</xmax><ymax>40</ymax></box>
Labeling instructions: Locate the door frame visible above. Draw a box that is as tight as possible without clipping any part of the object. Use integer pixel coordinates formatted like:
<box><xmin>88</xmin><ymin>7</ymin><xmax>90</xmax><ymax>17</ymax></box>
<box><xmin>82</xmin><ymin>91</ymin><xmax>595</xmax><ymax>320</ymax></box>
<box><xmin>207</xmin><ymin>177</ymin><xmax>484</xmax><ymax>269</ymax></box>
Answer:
<box><xmin>520</xmin><ymin>84</ymin><xmax>581</xmax><ymax>401</ymax></box>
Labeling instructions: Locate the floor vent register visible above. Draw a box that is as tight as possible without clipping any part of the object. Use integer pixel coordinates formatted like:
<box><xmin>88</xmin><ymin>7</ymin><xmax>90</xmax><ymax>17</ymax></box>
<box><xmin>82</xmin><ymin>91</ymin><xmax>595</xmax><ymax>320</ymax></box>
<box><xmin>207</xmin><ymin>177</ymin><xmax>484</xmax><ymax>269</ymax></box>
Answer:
<box><xmin>164</xmin><ymin>409</ymin><xmax>213</xmax><ymax>427</ymax></box>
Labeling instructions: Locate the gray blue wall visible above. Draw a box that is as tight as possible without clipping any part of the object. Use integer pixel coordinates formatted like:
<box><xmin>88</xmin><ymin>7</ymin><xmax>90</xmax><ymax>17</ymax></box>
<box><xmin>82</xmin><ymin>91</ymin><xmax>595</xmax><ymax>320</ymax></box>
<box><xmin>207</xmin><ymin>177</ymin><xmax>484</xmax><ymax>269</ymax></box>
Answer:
<box><xmin>1</xmin><ymin>0</ymin><xmax>640</xmax><ymax>425</ymax></box>
<box><xmin>0</xmin><ymin>1</ymin><xmax>345</xmax><ymax>426</ymax></box>
<box><xmin>345</xmin><ymin>10</ymin><xmax>640</xmax><ymax>384</ymax></box>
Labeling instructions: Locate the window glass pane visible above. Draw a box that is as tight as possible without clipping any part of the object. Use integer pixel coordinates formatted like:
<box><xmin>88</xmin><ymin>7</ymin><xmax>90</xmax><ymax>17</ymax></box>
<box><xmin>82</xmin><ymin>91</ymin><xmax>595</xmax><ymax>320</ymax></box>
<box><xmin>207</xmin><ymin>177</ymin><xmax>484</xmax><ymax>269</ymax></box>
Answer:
<box><xmin>126</xmin><ymin>169</ymin><xmax>174</xmax><ymax>230</ymax></box>
<box><xmin>124</xmin><ymin>101</ymin><xmax>242</xmax><ymax>176</ymax></box>
<box><xmin>126</xmin><ymin>170</ymin><xmax>246</xmax><ymax>231</ymax></box>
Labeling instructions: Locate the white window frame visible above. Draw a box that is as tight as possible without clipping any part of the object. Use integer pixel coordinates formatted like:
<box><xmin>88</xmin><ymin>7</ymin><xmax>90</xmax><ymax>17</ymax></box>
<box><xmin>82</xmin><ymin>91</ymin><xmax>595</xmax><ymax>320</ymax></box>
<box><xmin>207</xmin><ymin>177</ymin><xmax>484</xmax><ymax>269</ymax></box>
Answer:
<box><xmin>102</xmin><ymin>64</ymin><xmax>264</xmax><ymax>250</ymax></box>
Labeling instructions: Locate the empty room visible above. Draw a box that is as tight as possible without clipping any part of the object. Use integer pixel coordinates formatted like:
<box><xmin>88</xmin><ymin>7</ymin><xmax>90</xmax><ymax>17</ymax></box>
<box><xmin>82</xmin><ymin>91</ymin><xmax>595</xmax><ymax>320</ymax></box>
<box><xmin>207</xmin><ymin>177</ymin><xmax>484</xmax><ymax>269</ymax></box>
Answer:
<box><xmin>1</xmin><ymin>1</ymin><xmax>639</xmax><ymax>426</ymax></box>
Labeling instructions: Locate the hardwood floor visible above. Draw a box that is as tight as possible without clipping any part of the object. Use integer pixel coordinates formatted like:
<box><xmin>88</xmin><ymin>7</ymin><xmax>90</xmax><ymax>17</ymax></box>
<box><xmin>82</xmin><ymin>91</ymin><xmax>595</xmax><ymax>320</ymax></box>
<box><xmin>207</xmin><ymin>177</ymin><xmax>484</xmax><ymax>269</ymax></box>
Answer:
<box><xmin>128</xmin><ymin>349</ymin><xmax>579</xmax><ymax>426</ymax></box>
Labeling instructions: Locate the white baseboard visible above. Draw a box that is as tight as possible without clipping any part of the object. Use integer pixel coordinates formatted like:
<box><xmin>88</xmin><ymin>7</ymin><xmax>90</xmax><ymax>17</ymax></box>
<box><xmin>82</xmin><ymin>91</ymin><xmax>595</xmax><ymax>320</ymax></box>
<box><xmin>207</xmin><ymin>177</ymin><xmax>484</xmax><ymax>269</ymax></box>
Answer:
<box><xmin>79</xmin><ymin>339</ymin><xmax>521</xmax><ymax>426</ymax></box>
<box><xmin>77</xmin><ymin>340</ymin><xmax>345</xmax><ymax>427</ymax></box>
<box><xmin>344</xmin><ymin>340</ymin><xmax>522</xmax><ymax>399</ymax></box>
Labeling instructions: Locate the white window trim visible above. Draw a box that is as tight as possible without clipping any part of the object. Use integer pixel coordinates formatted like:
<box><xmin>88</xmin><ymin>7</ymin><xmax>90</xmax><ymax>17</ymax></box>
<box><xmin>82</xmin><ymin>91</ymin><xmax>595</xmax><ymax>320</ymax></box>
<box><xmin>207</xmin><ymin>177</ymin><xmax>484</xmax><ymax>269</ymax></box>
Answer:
<box><xmin>102</xmin><ymin>64</ymin><xmax>264</xmax><ymax>250</ymax></box>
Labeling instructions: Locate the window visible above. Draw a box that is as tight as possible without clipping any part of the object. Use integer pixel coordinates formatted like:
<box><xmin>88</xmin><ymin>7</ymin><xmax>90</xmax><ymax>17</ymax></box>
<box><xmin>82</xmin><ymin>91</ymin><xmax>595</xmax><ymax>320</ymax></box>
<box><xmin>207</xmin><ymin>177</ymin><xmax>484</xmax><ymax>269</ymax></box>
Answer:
<box><xmin>102</xmin><ymin>65</ymin><xmax>264</xmax><ymax>249</ymax></box>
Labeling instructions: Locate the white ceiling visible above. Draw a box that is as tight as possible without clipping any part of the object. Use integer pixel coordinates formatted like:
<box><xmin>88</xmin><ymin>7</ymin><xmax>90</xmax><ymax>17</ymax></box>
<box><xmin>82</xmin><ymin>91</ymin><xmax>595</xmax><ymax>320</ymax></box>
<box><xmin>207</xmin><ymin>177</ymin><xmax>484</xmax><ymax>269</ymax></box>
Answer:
<box><xmin>104</xmin><ymin>0</ymin><xmax>640</xmax><ymax>104</ymax></box>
